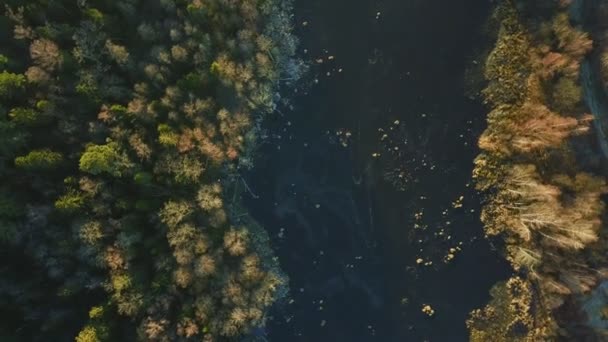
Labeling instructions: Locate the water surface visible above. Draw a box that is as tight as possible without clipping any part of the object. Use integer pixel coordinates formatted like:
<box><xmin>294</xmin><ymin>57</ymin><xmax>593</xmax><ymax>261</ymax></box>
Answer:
<box><xmin>245</xmin><ymin>0</ymin><xmax>511</xmax><ymax>340</ymax></box>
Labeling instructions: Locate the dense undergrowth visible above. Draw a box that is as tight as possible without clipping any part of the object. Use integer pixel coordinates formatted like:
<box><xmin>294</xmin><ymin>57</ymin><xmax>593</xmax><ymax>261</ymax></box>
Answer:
<box><xmin>0</xmin><ymin>0</ymin><xmax>301</xmax><ymax>340</ymax></box>
<box><xmin>468</xmin><ymin>1</ymin><xmax>608</xmax><ymax>340</ymax></box>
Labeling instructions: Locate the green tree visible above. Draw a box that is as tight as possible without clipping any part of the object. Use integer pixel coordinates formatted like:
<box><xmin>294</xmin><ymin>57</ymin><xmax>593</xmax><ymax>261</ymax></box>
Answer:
<box><xmin>55</xmin><ymin>191</ymin><xmax>86</xmax><ymax>212</ymax></box>
<box><xmin>0</xmin><ymin>71</ymin><xmax>26</xmax><ymax>99</ymax></box>
<box><xmin>14</xmin><ymin>149</ymin><xmax>63</xmax><ymax>171</ymax></box>
<box><xmin>157</xmin><ymin>124</ymin><xmax>179</xmax><ymax>147</ymax></box>
<box><xmin>79</xmin><ymin>143</ymin><xmax>133</xmax><ymax>177</ymax></box>
<box><xmin>9</xmin><ymin>107</ymin><xmax>49</xmax><ymax>126</ymax></box>
<box><xmin>75</xmin><ymin>325</ymin><xmax>100</xmax><ymax>342</ymax></box>
<box><xmin>0</xmin><ymin>55</ymin><xmax>8</xmax><ymax>68</ymax></box>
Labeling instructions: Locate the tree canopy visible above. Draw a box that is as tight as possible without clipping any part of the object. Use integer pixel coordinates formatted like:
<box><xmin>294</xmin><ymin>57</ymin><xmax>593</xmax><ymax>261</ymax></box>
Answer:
<box><xmin>470</xmin><ymin>1</ymin><xmax>607</xmax><ymax>340</ymax></box>
<box><xmin>0</xmin><ymin>0</ymin><xmax>301</xmax><ymax>340</ymax></box>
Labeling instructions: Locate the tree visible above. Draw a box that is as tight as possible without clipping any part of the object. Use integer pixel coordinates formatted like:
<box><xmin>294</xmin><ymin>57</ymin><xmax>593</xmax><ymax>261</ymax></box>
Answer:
<box><xmin>105</xmin><ymin>40</ymin><xmax>130</xmax><ymax>66</ymax></box>
<box><xmin>485</xmin><ymin>165</ymin><xmax>604</xmax><ymax>251</ymax></box>
<box><xmin>157</xmin><ymin>124</ymin><xmax>179</xmax><ymax>147</ymax></box>
<box><xmin>223</xmin><ymin>227</ymin><xmax>248</xmax><ymax>256</ymax></box>
<box><xmin>8</xmin><ymin>107</ymin><xmax>49</xmax><ymax>126</ymax></box>
<box><xmin>552</xmin><ymin>13</ymin><xmax>592</xmax><ymax>61</ymax></box>
<box><xmin>79</xmin><ymin>143</ymin><xmax>133</xmax><ymax>177</ymax></box>
<box><xmin>552</xmin><ymin>76</ymin><xmax>582</xmax><ymax>113</ymax></box>
<box><xmin>170</xmin><ymin>45</ymin><xmax>188</xmax><ymax>62</ymax></box>
<box><xmin>0</xmin><ymin>71</ymin><xmax>26</xmax><ymax>99</ymax></box>
<box><xmin>511</xmin><ymin>103</ymin><xmax>590</xmax><ymax>153</ymax></box>
<box><xmin>197</xmin><ymin>184</ymin><xmax>223</xmax><ymax>211</ymax></box>
<box><xmin>467</xmin><ymin>277</ymin><xmax>556</xmax><ymax>342</ymax></box>
<box><xmin>30</xmin><ymin>39</ymin><xmax>63</xmax><ymax>71</ymax></box>
<box><xmin>159</xmin><ymin>200</ymin><xmax>194</xmax><ymax>228</ymax></box>
<box><xmin>25</xmin><ymin>66</ymin><xmax>51</xmax><ymax>84</ymax></box>
<box><xmin>478</xmin><ymin>102</ymin><xmax>590</xmax><ymax>155</ymax></box>
<box><xmin>14</xmin><ymin>149</ymin><xmax>63</xmax><ymax>171</ymax></box>
<box><xmin>482</xmin><ymin>6</ymin><xmax>531</xmax><ymax>106</ymax></box>
<box><xmin>78</xmin><ymin>221</ymin><xmax>104</xmax><ymax>246</ymax></box>
<box><xmin>75</xmin><ymin>326</ymin><xmax>101</xmax><ymax>342</ymax></box>
<box><xmin>55</xmin><ymin>191</ymin><xmax>85</xmax><ymax>212</ymax></box>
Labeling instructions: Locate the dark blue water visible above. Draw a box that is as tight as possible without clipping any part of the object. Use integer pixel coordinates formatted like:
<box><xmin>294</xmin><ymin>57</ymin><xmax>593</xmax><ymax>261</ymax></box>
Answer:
<box><xmin>245</xmin><ymin>0</ymin><xmax>511</xmax><ymax>341</ymax></box>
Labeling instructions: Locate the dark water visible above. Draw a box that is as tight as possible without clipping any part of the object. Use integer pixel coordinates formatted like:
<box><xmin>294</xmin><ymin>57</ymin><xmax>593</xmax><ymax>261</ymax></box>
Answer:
<box><xmin>245</xmin><ymin>0</ymin><xmax>512</xmax><ymax>341</ymax></box>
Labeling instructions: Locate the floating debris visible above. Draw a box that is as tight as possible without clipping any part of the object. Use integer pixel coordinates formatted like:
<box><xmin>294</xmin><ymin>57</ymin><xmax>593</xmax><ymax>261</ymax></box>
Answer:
<box><xmin>452</xmin><ymin>195</ymin><xmax>464</xmax><ymax>208</ymax></box>
<box><xmin>421</xmin><ymin>304</ymin><xmax>435</xmax><ymax>317</ymax></box>
<box><xmin>335</xmin><ymin>129</ymin><xmax>352</xmax><ymax>147</ymax></box>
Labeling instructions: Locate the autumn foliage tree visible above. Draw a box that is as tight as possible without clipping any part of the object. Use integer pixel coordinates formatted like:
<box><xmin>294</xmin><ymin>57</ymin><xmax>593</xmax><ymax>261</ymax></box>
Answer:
<box><xmin>470</xmin><ymin>1</ymin><xmax>607</xmax><ymax>340</ymax></box>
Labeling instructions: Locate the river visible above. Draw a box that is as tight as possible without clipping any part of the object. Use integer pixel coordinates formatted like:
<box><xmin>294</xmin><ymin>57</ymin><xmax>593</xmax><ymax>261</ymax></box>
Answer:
<box><xmin>244</xmin><ymin>0</ymin><xmax>512</xmax><ymax>341</ymax></box>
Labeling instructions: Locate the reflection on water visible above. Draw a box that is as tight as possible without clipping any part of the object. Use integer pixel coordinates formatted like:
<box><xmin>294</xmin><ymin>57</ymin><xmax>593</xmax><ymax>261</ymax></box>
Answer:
<box><xmin>245</xmin><ymin>0</ymin><xmax>512</xmax><ymax>340</ymax></box>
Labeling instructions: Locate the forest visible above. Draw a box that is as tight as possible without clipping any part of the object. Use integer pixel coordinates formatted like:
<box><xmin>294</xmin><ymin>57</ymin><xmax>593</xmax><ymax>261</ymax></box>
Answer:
<box><xmin>0</xmin><ymin>0</ymin><xmax>301</xmax><ymax>340</ymax></box>
<box><xmin>468</xmin><ymin>0</ymin><xmax>608</xmax><ymax>340</ymax></box>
